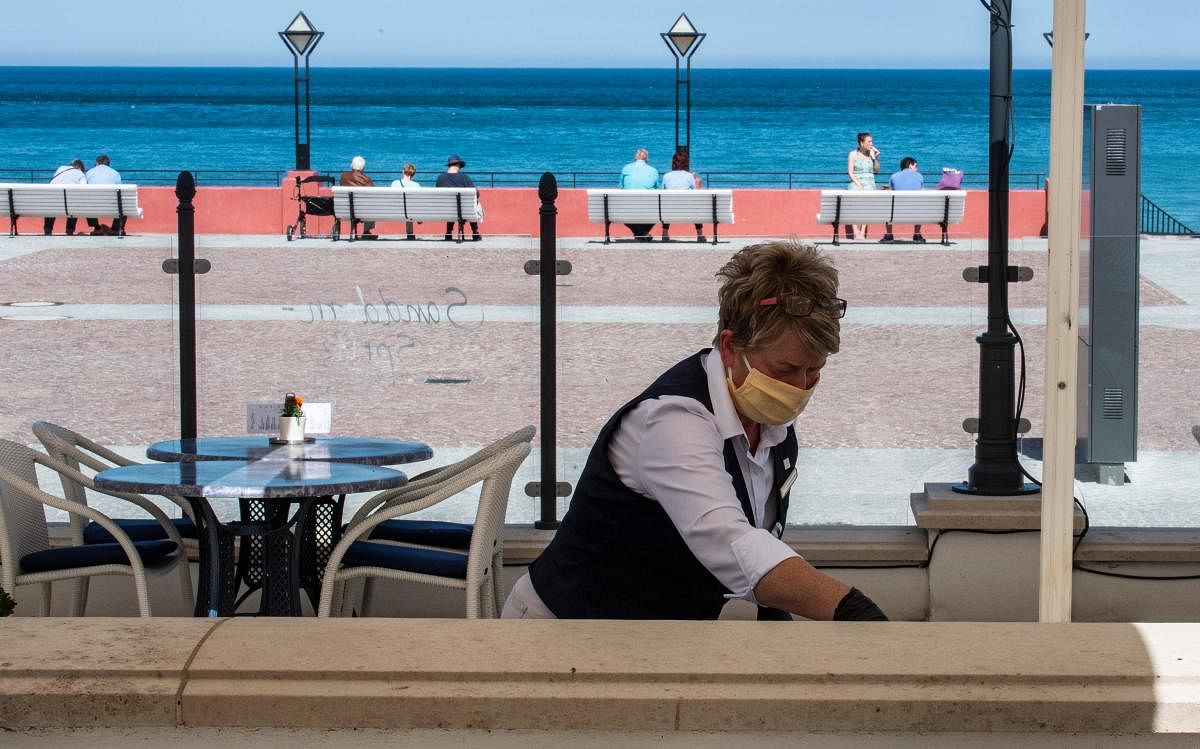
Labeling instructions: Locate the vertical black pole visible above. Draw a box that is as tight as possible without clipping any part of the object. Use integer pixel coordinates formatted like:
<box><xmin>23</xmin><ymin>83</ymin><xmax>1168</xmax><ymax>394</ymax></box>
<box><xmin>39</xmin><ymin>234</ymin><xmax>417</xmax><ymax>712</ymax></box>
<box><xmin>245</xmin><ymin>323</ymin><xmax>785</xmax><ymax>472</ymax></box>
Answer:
<box><xmin>535</xmin><ymin>173</ymin><xmax>560</xmax><ymax>529</ymax></box>
<box><xmin>683</xmin><ymin>54</ymin><xmax>692</xmax><ymax>156</ymax></box>
<box><xmin>674</xmin><ymin>57</ymin><xmax>683</xmax><ymax>155</ymax></box>
<box><xmin>300</xmin><ymin>52</ymin><xmax>312</xmax><ymax>170</ymax></box>
<box><xmin>175</xmin><ymin>172</ymin><xmax>198</xmax><ymax>440</ymax></box>
<box><xmin>292</xmin><ymin>54</ymin><xmax>304</xmax><ymax>170</ymax></box>
<box><xmin>959</xmin><ymin>0</ymin><xmax>1031</xmax><ymax>495</ymax></box>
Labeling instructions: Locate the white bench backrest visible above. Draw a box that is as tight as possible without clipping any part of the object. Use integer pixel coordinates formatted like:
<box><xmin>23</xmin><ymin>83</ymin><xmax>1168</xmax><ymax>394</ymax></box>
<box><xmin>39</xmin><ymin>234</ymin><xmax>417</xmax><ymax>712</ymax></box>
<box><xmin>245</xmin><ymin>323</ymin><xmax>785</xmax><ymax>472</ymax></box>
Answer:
<box><xmin>1</xmin><ymin>183</ymin><xmax>142</xmax><ymax>218</ymax></box>
<box><xmin>332</xmin><ymin>187</ymin><xmax>483</xmax><ymax>222</ymax></box>
<box><xmin>817</xmin><ymin>190</ymin><xmax>967</xmax><ymax>224</ymax></box>
<box><xmin>586</xmin><ymin>189</ymin><xmax>735</xmax><ymax>224</ymax></box>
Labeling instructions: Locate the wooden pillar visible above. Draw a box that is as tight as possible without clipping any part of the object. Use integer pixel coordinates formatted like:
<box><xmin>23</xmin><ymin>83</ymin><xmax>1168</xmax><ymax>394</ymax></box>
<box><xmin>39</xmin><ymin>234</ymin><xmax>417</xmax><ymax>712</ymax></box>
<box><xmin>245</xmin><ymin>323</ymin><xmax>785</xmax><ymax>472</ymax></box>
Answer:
<box><xmin>1039</xmin><ymin>0</ymin><xmax>1087</xmax><ymax>623</ymax></box>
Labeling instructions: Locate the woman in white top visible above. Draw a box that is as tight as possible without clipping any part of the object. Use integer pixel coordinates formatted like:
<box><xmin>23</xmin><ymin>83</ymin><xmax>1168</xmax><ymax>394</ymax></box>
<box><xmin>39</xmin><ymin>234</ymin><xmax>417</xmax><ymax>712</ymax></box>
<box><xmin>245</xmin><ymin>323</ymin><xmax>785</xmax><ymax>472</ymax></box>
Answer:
<box><xmin>660</xmin><ymin>151</ymin><xmax>704</xmax><ymax>242</ymax></box>
<box><xmin>390</xmin><ymin>163</ymin><xmax>420</xmax><ymax>239</ymax></box>
<box><xmin>44</xmin><ymin>160</ymin><xmax>87</xmax><ymax>236</ymax></box>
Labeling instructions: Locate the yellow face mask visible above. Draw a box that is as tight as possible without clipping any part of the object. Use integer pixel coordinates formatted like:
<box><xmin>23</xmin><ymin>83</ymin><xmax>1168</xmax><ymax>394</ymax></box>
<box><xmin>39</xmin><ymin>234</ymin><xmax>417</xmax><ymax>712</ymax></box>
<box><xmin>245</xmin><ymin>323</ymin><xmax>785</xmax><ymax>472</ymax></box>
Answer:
<box><xmin>726</xmin><ymin>353</ymin><xmax>815</xmax><ymax>426</ymax></box>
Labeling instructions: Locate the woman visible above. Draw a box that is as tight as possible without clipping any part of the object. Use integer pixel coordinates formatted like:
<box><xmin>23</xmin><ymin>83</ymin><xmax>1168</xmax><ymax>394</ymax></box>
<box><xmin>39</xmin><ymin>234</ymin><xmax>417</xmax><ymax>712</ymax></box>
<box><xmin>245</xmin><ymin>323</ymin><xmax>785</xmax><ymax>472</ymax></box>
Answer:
<box><xmin>391</xmin><ymin>163</ymin><xmax>420</xmax><ymax>239</ymax></box>
<box><xmin>846</xmin><ymin>132</ymin><xmax>880</xmax><ymax>239</ymax></box>
<box><xmin>660</xmin><ymin>151</ymin><xmax>705</xmax><ymax>242</ymax></box>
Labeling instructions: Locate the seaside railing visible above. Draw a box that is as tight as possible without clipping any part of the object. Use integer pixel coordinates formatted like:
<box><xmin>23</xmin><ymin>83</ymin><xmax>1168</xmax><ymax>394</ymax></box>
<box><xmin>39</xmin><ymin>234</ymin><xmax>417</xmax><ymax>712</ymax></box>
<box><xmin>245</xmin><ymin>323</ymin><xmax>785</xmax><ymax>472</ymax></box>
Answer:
<box><xmin>1140</xmin><ymin>194</ymin><xmax>1196</xmax><ymax>236</ymax></box>
<box><xmin>0</xmin><ymin>168</ymin><xmax>1051</xmax><ymax>190</ymax></box>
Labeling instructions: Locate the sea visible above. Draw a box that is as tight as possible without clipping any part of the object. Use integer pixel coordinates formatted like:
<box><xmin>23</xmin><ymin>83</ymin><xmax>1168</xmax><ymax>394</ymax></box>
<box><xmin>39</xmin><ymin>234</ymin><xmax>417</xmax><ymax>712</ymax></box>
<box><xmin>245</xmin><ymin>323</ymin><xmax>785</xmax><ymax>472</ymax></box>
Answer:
<box><xmin>0</xmin><ymin>67</ymin><xmax>1197</xmax><ymax>224</ymax></box>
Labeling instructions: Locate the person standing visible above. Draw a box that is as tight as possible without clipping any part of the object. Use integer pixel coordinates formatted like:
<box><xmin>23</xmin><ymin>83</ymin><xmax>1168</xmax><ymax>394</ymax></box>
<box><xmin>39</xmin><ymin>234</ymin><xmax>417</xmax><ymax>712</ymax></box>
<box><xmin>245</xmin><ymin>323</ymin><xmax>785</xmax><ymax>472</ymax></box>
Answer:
<box><xmin>435</xmin><ymin>155</ymin><xmax>482</xmax><ymax>241</ymax></box>
<box><xmin>43</xmin><ymin>159</ymin><xmax>86</xmax><ymax>236</ymax></box>
<box><xmin>881</xmin><ymin>157</ymin><xmax>926</xmax><ymax>244</ymax></box>
<box><xmin>391</xmin><ymin>163</ymin><xmax>421</xmax><ymax>240</ymax></box>
<box><xmin>660</xmin><ymin>150</ymin><xmax>705</xmax><ymax>242</ymax></box>
<box><xmin>339</xmin><ymin>156</ymin><xmax>377</xmax><ymax>239</ymax></box>
<box><xmin>619</xmin><ymin>147</ymin><xmax>660</xmax><ymax>240</ymax></box>
<box><xmin>504</xmin><ymin>240</ymin><xmax>888</xmax><ymax>623</ymax></box>
<box><xmin>85</xmin><ymin>154</ymin><xmax>123</xmax><ymax>235</ymax></box>
<box><xmin>845</xmin><ymin>132</ymin><xmax>880</xmax><ymax>240</ymax></box>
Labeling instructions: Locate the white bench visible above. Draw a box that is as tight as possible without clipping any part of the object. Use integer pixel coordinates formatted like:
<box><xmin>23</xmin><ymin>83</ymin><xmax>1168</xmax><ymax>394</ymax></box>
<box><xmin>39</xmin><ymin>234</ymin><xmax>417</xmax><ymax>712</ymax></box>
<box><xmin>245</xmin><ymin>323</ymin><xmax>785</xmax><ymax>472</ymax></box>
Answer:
<box><xmin>2</xmin><ymin>183</ymin><xmax>143</xmax><ymax>237</ymax></box>
<box><xmin>816</xmin><ymin>190</ymin><xmax>967</xmax><ymax>245</ymax></box>
<box><xmin>586</xmin><ymin>189</ymin><xmax>734</xmax><ymax>244</ymax></box>
<box><xmin>332</xmin><ymin>186</ymin><xmax>483</xmax><ymax>242</ymax></box>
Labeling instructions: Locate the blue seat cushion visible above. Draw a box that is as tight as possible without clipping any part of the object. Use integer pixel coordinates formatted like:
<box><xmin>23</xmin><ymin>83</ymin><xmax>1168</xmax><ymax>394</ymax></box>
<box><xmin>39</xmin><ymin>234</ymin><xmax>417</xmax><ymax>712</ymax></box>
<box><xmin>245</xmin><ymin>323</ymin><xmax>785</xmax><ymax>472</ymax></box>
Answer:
<box><xmin>368</xmin><ymin>519</ymin><xmax>474</xmax><ymax>550</ymax></box>
<box><xmin>83</xmin><ymin>517</ymin><xmax>196</xmax><ymax>544</ymax></box>
<box><xmin>21</xmin><ymin>540</ymin><xmax>178</xmax><ymax>574</ymax></box>
<box><xmin>343</xmin><ymin>541</ymin><xmax>468</xmax><ymax>579</ymax></box>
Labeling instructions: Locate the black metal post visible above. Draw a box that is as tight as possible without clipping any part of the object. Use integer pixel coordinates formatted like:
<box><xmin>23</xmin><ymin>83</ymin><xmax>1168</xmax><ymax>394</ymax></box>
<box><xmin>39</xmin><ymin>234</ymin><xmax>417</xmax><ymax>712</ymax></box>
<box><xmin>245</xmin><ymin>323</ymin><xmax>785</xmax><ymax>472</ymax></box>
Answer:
<box><xmin>291</xmin><ymin>54</ymin><xmax>305</xmax><ymax>170</ymax></box>
<box><xmin>175</xmin><ymin>172</ymin><xmax>198</xmax><ymax>440</ymax></box>
<box><xmin>683</xmin><ymin>53</ymin><xmax>693</xmax><ymax>157</ymax></box>
<box><xmin>299</xmin><ymin>51</ymin><xmax>312</xmax><ymax>169</ymax></box>
<box><xmin>674</xmin><ymin>56</ymin><xmax>683</xmax><ymax>155</ymax></box>
<box><xmin>957</xmin><ymin>0</ymin><xmax>1035</xmax><ymax>496</ymax></box>
<box><xmin>535</xmin><ymin>173</ymin><xmax>560</xmax><ymax>529</ymax></box>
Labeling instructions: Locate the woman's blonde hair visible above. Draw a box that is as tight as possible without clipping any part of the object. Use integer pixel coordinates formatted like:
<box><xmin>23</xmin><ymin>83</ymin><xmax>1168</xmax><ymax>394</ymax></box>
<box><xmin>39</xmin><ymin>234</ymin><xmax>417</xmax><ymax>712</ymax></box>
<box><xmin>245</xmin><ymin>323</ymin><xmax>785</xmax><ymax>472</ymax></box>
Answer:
<box><xmin>714</xmin><ymin>240</ymin><xmax>841</xmax><ymax>356</ymax></box>
<box><xmin>402</xmin><ymin>163</ymin><xmax>416</xmax><ymax>177</ymax></box>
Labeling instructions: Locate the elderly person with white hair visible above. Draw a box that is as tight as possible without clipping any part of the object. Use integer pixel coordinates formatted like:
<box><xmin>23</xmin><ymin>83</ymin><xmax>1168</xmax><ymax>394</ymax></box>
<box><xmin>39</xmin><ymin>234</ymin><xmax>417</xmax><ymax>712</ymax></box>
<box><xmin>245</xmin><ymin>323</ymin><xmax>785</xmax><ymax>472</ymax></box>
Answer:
<box><xmin>338</xmin><ymin>155</ymin><xmax>376</xmax><ymax>239</ymax></box>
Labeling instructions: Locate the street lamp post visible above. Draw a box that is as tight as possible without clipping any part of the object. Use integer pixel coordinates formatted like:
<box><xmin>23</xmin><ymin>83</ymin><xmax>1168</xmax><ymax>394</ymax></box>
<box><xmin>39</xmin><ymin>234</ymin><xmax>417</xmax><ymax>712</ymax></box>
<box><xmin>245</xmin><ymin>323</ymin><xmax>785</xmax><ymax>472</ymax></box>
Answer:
<box><xmin>956</xmin><ymin>0</ymin><xmax>1038</xmax><ymax>496</ymax></box>
<box><xmin>279</xmin><ymin>11</ymin><xmax>323</xmax><ymax>171</ymax></box>
<box><xmin>661</xmin><ymin>13</ymin><xmax>705</xmax><ymax>159</ymax></box>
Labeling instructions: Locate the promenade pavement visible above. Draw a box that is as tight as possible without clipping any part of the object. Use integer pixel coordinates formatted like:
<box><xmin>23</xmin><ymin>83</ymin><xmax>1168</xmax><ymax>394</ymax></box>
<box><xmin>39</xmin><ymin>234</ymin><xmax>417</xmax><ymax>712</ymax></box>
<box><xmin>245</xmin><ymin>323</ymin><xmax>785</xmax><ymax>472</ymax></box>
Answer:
<box><xmin>2</xmin><ymin>231</ymin><xmax>1196</xmax><ymax>529</ymax></box>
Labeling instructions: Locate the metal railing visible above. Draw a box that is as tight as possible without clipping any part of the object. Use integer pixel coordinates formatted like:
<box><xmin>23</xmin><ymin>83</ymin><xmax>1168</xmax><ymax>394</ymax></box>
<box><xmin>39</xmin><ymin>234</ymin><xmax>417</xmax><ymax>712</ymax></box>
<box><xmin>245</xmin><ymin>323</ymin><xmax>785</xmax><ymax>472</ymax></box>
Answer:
<box><xmin>1140</xmin><ymin>194</ymin><xmax>1196</xmax><ymax>236</ymax></box>
<box><xmin>0</xmin><ymin>167</ymin><xmax>1049</xmax><ymax>190</ymax></box>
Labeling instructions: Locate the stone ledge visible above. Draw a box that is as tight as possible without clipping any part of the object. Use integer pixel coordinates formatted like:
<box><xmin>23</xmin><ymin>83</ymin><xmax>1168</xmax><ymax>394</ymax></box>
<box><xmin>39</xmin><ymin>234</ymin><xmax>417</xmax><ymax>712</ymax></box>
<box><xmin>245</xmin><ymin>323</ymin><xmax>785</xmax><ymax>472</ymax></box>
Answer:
<box><xmin>0</xmin><ymin>618</ymin><xmax>219</xmax><ymax>727</ymax></box>
<box><xmin>7</xmin><ymin>618</ymin><xmax>1197</xmax><ymax>733</ymax></box>
<box><xmin>501</xmin><ymin>525</ymin><xmax>930</xmax><ymax>565</ymax></box>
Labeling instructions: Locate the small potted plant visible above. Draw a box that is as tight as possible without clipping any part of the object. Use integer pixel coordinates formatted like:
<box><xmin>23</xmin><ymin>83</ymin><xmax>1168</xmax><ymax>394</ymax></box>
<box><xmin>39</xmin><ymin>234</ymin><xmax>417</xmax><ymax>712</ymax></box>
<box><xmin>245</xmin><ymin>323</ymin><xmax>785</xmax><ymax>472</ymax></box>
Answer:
<box><xmin>0</xmin><ymin>585</ymin><xmax>14</xmax><ymax>617</ymax></box>
<box><xmin>278</xmin><ymin>392</ymin><xmax>306</xmax><ymax>442</ymax></box>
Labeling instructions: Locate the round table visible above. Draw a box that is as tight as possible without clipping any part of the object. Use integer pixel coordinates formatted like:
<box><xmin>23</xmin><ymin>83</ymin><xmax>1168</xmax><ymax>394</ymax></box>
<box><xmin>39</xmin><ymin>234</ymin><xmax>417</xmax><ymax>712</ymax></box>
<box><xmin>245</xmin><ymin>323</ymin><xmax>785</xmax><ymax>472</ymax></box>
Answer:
<box><xmin>147</xmin><ymin>436</ymin><xmax>433</xmax><ymax>466</ymax></box>
<box><xmin>96</xmin><ymin>460</ymin><xmax>408</xmax><ymax>617</ymax></box>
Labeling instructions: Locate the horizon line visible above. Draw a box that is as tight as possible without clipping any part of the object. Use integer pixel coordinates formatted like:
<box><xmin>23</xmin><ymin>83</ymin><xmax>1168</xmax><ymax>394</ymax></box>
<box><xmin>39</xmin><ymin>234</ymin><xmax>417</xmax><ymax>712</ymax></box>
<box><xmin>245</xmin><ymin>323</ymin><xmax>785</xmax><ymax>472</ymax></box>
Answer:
<box><xmin>0</xmin><ymin>64</ymin><xmax>1196</xmax><ymax>72</ymax></box>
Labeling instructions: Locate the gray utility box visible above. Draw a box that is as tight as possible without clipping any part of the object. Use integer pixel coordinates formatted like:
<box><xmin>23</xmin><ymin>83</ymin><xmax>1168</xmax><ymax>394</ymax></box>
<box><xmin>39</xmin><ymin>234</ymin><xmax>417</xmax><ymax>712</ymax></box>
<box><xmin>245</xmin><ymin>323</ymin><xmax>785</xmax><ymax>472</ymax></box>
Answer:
<box><xmin>1077</xmin><ymin>103</ymin><xmax>1141</xmax><ymax>484</ymax></box>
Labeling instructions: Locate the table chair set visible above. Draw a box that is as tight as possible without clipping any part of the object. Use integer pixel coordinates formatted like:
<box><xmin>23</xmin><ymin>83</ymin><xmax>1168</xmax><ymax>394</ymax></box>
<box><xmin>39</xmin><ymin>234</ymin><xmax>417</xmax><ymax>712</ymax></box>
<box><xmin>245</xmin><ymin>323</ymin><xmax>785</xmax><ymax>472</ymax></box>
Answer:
<box><xmin>0</xmin><ymin>421</ymin><xmax>533</xmax><ymax>619</ymax></box>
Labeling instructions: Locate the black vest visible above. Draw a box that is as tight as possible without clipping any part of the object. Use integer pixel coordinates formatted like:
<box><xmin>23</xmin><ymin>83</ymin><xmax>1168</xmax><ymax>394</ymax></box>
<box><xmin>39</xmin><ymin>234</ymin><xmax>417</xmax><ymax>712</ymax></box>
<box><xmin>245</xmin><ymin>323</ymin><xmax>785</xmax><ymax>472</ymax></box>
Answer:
<box><xmin>529</xmin><ymin>349</ymin><xmax>798</xmax><ymax>620</ymax></box>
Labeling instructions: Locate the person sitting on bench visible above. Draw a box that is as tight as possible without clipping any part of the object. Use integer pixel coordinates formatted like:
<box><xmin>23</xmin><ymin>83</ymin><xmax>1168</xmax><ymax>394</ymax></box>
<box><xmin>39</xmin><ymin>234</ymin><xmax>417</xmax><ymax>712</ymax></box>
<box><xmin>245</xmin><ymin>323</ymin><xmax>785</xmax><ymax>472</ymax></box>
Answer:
<box><xmin>339</xmin><ymin>156</ymin><xmax>377</xmax><ymax>239</ymax></box>
<box><xmin>881</xmin><ymin>157</ymin><xmax>926</xmax><ymax>244</ymax></box>
<box><xmin>435</xmin><ymin>155</ymin><xmax>482</xmax><ymax>241</ymax></box>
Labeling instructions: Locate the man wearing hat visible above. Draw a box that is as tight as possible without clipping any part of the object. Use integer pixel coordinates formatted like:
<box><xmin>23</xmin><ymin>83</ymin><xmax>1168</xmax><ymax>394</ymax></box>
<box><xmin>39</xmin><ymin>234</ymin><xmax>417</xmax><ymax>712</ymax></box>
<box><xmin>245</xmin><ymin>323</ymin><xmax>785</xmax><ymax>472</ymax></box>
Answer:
<box><xmin>435</xmin><ymin>155</ymin><xmax>482</xmax><ymax>241</ymax></box>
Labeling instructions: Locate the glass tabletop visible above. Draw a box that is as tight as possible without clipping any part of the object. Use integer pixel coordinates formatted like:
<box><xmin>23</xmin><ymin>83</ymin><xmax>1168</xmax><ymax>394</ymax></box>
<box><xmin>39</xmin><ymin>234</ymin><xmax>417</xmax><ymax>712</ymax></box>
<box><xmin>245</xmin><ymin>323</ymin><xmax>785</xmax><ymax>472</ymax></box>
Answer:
<box><xmin>95</xmin><ymin>459</ymin><xmax>408</xmax><ymax>499</ymax></box>
<box><xmin>146</xmin><ymin>436</ymin><xmax>433</xmax><ymax>465</ymax></box>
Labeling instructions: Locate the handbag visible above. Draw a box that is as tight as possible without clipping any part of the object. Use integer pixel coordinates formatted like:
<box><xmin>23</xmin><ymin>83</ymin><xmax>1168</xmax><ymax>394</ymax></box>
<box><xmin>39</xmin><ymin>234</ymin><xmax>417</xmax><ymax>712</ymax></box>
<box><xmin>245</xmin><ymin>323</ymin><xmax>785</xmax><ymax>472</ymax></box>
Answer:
<box><xmin>936</xmin><ymin>168</ymin><xmax>964</xmax><ymax>190</ymax></box>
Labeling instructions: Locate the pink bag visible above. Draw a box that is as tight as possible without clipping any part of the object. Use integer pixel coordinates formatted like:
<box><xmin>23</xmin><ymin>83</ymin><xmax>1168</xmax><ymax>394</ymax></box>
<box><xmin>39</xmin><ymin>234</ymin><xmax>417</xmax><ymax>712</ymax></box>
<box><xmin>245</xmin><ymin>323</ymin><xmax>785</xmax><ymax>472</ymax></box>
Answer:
<box><xmin>936</xmin><ymin>168</ymin><xmax>964</xmax><ymax>190</ymax></box>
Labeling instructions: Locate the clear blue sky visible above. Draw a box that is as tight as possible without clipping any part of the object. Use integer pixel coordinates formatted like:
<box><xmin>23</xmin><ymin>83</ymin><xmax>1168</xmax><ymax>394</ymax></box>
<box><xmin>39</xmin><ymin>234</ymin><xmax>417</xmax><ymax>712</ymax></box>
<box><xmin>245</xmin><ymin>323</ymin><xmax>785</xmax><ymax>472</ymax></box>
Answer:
<box><xmin>2</xmin><ymin>0</ymin><xmax>1197</xmax><ymax>68</ymax></box>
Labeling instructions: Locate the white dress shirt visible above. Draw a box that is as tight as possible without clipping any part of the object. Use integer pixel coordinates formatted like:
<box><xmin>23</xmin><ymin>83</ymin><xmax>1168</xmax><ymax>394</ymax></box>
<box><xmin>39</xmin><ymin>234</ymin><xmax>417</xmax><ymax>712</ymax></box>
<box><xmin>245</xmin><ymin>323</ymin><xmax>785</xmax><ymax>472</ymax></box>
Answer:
<box><xmin>607</xmin><ymin>348</ymin><xmax>800</xmax><ymax>602</ymax></box>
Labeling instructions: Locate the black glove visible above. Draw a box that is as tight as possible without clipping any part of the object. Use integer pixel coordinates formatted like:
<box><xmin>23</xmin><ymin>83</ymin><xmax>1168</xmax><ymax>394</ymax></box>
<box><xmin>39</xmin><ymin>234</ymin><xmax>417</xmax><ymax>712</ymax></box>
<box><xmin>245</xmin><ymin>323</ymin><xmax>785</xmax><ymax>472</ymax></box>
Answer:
<box><xmin>833</xmin><ymin>587</ymin><xmax>888</xmax><ymax>621</ymax></box>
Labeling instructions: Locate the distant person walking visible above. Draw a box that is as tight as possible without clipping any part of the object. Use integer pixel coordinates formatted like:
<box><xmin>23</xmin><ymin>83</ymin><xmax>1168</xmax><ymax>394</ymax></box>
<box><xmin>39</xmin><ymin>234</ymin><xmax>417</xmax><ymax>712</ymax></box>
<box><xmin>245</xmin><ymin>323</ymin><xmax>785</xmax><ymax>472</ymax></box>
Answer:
<box><xmin>391</xmin><ymin>163</ymin><xmax>421</xmax><ymax>240</ymax></box>
<box><xmin>619</xmin><ymin>147</ymin><xmax>660</xmax><ymax>240</ymax></box>
<box><xmin>881</xmin><ymin>157</ymin><xmax>926</xmax><ymax>244</ymax></box>
<box><xmin>339</xmin><ymin>156</ymin><xmax>377</xmax><ymax>239</ymax></box>
<box><xmin>85</xmin><ymin>154</ymin><xmax>123</xmax><ymax>235</ymax></box>
<box><xmin>435</xmin><ymin>155</ymin><xmax>482</xmax><ymax>241</ymax></box>
<box><xmin>660</xmin><ymin>151</ymin><xmax>705</xmax><ymax>242</ymax></box>
<box><xmin>846</xmin><ymin>132</ymin><xmax>880</xmax><ymax>240</ymax></box>
<box><xmin>44</xmin><ymin>159</ymin><xmax>86</xmax><ymax>236</ymax></box>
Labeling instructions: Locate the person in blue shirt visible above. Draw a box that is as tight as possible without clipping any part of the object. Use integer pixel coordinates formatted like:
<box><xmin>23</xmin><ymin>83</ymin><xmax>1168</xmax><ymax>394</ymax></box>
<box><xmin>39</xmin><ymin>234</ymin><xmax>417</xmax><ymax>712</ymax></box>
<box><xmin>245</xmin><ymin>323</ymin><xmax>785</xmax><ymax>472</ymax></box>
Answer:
<box><xmin>618</xmin><ymin>148</ymin><xmax>660</xmax><ymax>240</ymax></box>
<box><xmin>881</xmin><ymin>157</ymin><xmax>925</xmax><ymax>244</ymax></box>
<box><xmin>84</xmin><ymin>154</ymin><xmax>124</xmax><ymax>235</ymax></box>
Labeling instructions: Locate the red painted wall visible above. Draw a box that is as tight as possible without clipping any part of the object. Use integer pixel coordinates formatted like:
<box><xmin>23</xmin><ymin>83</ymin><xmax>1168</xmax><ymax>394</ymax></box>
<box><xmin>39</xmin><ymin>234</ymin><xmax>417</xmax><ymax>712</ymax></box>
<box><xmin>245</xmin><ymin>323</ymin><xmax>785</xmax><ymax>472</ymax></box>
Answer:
<box><xmin>6</xmin><ymin>183</ymin><xmax>1049</xmax><ymax>239</ymax></box>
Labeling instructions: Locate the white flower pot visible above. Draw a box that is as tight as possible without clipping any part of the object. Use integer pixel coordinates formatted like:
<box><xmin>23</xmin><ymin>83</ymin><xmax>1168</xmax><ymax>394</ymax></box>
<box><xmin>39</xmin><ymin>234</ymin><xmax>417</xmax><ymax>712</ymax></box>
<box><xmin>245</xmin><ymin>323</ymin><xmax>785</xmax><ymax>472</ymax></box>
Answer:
<box><xmin>278</xmin><ymin>415</ymin><xmax>306</xmax><ymax>442</ymax></box>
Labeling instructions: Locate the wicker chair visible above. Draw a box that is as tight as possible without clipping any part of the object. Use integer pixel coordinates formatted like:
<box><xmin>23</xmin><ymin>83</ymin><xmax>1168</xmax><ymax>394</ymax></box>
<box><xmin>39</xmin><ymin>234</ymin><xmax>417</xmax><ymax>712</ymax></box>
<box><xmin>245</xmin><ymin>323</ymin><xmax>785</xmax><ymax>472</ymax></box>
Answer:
<box><xmin>32</xmin><ymin>421</ymin><xmax>196</xmax><ymax>615</ymax></box>
<box><xmin>0</xmin><ymin>440</ymin><xmax>192</xmax><ymax>617</ymax></box>
<box><xmin>318</xmin><ymin>440</ymin><xmax>531</xmax><ymax>618</ymax></box>
<box><xmin>344</xmin><ymin>425</ymin><xmax>535</xmax><ymax>607</ymax></box>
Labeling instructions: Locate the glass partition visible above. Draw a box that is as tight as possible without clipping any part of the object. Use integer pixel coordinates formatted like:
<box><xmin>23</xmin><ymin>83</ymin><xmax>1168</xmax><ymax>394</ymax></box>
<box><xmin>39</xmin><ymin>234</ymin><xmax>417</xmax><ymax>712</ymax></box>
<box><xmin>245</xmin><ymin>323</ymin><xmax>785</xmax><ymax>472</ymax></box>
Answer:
<box><xmin>0</xmin><ymin>233</ymin><xmax>182</xmax><ymax>524</ymax></box>
<box><xmin>556</xmin><ymin>230</ymin><xmax>989</xmax><ymax>527</ymax></box>
<box><xmin>191</xmin><ymin>231</ymin><xmax>542</xmax><ymax>524</ymax></box>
